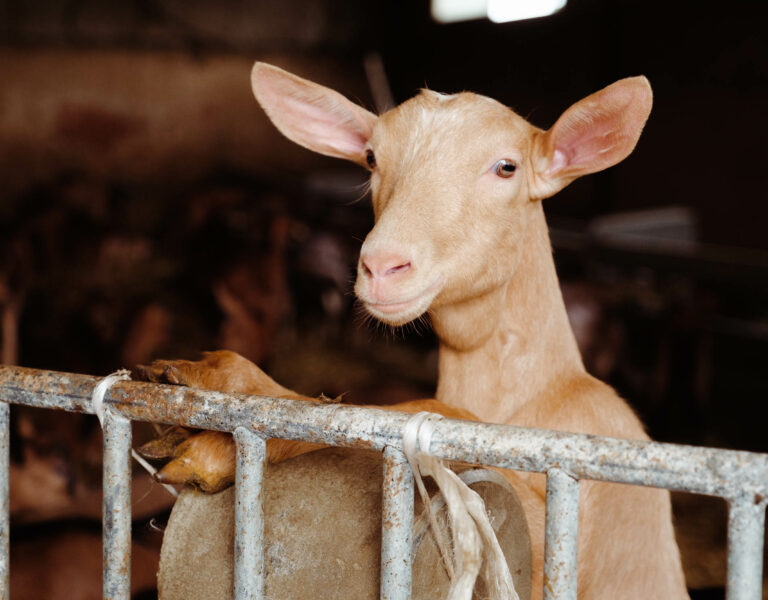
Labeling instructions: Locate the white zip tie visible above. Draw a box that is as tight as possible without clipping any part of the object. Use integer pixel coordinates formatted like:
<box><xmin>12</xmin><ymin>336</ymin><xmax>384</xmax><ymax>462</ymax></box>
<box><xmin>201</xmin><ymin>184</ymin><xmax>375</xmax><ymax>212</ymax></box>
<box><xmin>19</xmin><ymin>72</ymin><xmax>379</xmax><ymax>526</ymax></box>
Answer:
<box><xmin>402</xmin><ymin>411</ymin><xmax>518</xmax><ymax>600</ymax></box>
<box><xmin>92</xmin><ymin>369</ymin><xmax>179</xmax><ymax>499</ymax></box>
<box><xmin>403</xmin><ymin>412</ymin><xmax>455</xmax><ymax>578</ymax></box>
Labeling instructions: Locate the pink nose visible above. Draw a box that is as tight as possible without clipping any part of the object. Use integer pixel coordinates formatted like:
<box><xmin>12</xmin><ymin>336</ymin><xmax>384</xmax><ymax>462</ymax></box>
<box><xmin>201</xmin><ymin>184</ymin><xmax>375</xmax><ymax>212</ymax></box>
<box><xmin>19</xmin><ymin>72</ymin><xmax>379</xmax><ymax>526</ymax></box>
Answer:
<box><xmin>361</xmin><ymin>252</ymin><xmax>412</xmax><ymax>279</ymax></box>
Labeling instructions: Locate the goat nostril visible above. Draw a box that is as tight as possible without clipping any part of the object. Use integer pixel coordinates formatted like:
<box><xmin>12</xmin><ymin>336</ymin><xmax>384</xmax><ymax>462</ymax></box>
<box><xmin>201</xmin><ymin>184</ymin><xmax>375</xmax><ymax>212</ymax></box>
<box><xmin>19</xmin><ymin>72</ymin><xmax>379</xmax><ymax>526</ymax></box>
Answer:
<box><xmin>361</xmin><ymin>253</ymin><xmax>412</xmax><ymax>279</ymax></box>
<box><xmin>385</xmin><ymin>262</ymin><xmax>411</xmax><ymax>276</ymax></box>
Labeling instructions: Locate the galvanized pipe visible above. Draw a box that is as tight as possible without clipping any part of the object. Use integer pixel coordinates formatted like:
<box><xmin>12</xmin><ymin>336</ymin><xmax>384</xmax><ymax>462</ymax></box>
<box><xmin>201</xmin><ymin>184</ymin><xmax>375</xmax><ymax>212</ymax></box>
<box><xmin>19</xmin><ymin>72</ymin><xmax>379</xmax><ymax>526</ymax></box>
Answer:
<box><xmin>233</xmin><ymin>427</ymin><xmax>267</xmax><ymax>600</ymax></box>
<box><xmin>0</xmin><ymin>402</ymin><xmax>8</xmax><ymax>600</ymax></box>
<box><xmin>726</xmin><ymin>496</ymin><xmax>766</xmax><ymax>600</ymax></box>
<box><xmin>380</xmin><ymin>446</ymin><xmax>414</xmax><ymax>600</ymax></box>
<box><xmin>102</xmin><ymin>408</ymin><xmax>132</xmax><ymax>600</ymax></box>
<box><xmin>3</xmin><ymin>365</ymin><xmax>768</xmax><ymax>600</ymax></box>
<box><xmin>2</xmin><ymin>366</ymin><xmax>767</xmax><ymax>500</ymax></box>
<box><xmin>544</xmin><ymin>468</ymin><xmax>580</xmax><ymax>600</ymax></box>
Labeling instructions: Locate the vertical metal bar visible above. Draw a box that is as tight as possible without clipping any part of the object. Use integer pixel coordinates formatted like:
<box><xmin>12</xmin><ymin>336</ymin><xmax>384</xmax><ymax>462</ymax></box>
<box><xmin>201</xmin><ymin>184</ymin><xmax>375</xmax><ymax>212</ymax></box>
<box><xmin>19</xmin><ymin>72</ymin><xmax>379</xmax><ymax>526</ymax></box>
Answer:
<box><xmin>102</xmin><ymin>409</ymin><xmax>132</xmax><ymax>600</ymax></box>
<box><xmin>380</xmin><ymin>446</ymin><xmax>414</xmax><ymax>600</ymax></box>
<box><xmin>544</xmin><ymin>468</ymin><xmax>580</xmax><ymax>600</ymax></box>
<box><xmin>233</xmin><ymin>427</ymin><xmax>267</xmax><ymax>600</ymax></box>
<box><xmin>726</xmin><ymin>496</ymin><xmax>766</xmax><ymax>600</ymax></box>
<box><xmin>0</xmin><ymin>402</ymin><xmax>9</xmax><ymax>600</ymax></box>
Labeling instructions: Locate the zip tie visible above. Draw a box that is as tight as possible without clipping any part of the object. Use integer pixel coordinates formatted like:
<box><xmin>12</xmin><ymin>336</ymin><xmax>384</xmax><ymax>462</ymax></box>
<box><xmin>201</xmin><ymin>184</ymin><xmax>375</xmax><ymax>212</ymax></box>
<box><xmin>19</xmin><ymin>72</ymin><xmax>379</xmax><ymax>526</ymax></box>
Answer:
<box><xmin>91</xmin><ymin>369</ymin><xmax>130</xmax><ymax>426</ymax></box>
<box><xmin>92</xmin><ymin>370</ymin><xmax>179</xmax><ymax>499</ymax></box>
<box><xmin>402</xmin><ymin>411</ymin><xmax>518</xmax><ymax>600</ymax></box>
<box><xmin>403</xmin><ymin>412</ymin><xmax>455</xmax><ymax>578</ymax></box>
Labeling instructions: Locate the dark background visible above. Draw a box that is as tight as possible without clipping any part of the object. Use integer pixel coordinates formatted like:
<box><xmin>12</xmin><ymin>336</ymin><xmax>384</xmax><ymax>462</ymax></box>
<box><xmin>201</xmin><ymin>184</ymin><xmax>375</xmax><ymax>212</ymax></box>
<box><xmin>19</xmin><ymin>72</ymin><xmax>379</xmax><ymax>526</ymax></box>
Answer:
<box><xmin>1</xmin><ymin>0</ymin><xmax>767</xmax><ymax>597</ymax></box>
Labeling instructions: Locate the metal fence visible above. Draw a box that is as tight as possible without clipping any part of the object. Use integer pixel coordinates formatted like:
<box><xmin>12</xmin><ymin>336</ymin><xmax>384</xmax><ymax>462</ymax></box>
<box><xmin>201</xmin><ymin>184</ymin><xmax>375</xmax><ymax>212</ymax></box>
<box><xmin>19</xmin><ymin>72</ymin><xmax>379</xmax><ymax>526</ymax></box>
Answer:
<box><xmin>0</xmin><ymin>364</ymin><xmax>766</xmax><ymax>600</ymax></box>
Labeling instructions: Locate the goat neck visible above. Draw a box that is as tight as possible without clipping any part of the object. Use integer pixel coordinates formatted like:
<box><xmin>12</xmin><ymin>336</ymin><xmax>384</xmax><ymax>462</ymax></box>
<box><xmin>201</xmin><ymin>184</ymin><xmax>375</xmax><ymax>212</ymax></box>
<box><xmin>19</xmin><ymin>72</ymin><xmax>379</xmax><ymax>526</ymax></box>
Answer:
<box><xmin>433</xmin><ymin>203</ymin><xmax>584</xmax><ymax>424</ymax></box>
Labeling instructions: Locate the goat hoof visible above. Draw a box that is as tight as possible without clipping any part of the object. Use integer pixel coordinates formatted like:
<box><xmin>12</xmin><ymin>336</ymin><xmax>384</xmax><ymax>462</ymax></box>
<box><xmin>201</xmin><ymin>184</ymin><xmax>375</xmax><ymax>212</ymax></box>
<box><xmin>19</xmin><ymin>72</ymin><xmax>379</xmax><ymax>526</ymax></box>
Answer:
<box><xmin>153</xmin><ymin>431</ymin><xmax>236</xmax><ymax>494</ymax></box>
<box><xmin>137</xmin><ymin>426</ymin><xmax>192</xmax><ymax>460</ymax></box>
<box><xmin>135</xmin><ymin>358</ymin><xmax>203</xmax><ymax>388</ymax></box>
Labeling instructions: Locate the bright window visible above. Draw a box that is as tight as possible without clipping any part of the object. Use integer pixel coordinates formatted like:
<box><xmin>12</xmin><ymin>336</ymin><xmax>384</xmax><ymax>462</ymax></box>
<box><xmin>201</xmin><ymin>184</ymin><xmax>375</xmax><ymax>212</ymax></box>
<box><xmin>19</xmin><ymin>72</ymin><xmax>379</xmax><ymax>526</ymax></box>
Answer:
<box><xmin>432</xmin><ymin>0</ymin><xmax>567</xmax><ymax>24</ymax></box>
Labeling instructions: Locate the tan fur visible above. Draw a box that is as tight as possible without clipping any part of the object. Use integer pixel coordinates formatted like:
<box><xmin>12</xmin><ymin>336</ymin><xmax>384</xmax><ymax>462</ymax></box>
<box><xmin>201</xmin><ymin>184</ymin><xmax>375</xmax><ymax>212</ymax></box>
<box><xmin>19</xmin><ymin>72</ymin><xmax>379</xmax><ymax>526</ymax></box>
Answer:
<box><xmin>140</xmin><ymin>64</ymin><xmax>688</xmax><ymax>598</ymax></box>
<box><xmin>137</xmin><ymin>352</ymin><xmax>476</xmax><ymax>493</ymax></box>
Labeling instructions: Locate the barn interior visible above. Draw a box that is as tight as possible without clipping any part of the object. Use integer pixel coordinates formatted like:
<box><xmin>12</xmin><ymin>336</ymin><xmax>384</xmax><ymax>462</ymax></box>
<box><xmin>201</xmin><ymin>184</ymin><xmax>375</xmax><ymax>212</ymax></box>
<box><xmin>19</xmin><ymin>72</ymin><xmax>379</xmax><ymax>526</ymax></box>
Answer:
<box><xmin>1</xmin><ymin>0</ymin><xmax>768</xmax><ymax>598</ymax></box>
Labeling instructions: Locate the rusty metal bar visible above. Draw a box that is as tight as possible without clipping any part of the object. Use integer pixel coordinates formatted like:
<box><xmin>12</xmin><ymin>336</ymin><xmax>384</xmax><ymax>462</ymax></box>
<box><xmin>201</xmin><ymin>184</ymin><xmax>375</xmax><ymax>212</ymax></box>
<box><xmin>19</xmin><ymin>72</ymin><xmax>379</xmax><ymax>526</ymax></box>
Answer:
<box><xmin>726</xmin><ymin>496</ymin><xmax>766</xmax><ymax>600</ymax></box>
<box><xmin>102</xmin><ymin>408</ymin><xmax>132</xmax><ymax>600</ymax></box>
<box><xmin>543</xmin><ymin>468</ymin><xmax>580</xmax><ymax>600</ymax></box>
<box><xmin>2</xmin><ymin>366</ymin><xmax>767</xmax><ymax>501</ymax></box>
<box><xmin>2</xmin><ymin>365</ymin><xmax>768</xmax><ymax>599</ymax></box>
<box><xmin>0</xmin><ymin>402</ymin><xmax>8</xmax><ymax>600</ymax></box>
<box><xmin>233</xmin><ymin>427</ymin><xmax>267</xmax><ymax>600</ymax></box>
<box><xmin>380</xmin><ymin>446</ymin><xmax>414</xmax><ymax>600</ymax></box>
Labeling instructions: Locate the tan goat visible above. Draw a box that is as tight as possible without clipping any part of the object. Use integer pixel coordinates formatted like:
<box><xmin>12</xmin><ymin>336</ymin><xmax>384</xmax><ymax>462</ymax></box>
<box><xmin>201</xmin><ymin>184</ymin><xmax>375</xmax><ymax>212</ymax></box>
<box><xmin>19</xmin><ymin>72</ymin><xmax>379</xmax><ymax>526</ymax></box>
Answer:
<box><xmin>141</xmin><ymin>63</ymin><xmax>689</xmax><ymax>599</ymax></box>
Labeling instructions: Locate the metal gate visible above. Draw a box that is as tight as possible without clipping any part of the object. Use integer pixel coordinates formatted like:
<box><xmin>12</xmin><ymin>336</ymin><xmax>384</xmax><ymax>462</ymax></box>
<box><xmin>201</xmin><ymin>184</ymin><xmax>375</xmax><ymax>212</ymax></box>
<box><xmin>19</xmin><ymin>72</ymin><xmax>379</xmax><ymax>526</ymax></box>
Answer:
<box><xmin>0</xmin><ymin>365</ymin><xmax>766</xmax><ymax>600</ymax></box>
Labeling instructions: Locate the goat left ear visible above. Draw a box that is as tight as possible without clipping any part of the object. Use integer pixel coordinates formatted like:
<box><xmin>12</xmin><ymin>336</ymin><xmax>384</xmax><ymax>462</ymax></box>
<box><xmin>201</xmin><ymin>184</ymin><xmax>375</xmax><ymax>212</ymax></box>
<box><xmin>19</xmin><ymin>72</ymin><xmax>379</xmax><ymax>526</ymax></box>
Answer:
<box><xmin>529</xmin><ymin>76</ymin><xmax>653</xmax><ymax>200</ymax></box>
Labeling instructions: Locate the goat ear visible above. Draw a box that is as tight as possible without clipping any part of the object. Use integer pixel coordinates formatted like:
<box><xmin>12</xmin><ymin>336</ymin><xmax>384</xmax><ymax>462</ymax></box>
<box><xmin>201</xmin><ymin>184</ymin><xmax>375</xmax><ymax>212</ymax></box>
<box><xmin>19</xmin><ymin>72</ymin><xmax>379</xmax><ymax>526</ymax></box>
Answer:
<box><xmin>530</xmin><ymin>76</ymin><xmax>652</xmax><ymax>199</ymax></box>
<box><xmin>251</xmin><ymin>62</ymin><xmax>377</xmax><ymax>167</ymax></box>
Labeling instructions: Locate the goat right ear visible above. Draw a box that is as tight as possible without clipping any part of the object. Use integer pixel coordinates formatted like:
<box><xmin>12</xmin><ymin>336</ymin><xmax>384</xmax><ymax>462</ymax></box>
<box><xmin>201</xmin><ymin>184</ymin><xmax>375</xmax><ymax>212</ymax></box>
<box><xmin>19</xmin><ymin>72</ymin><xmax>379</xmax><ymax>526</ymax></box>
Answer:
<box><xmin>251</xmin><ymin>62</ymin><xmax>378</xmax><ymax>167</ymax></box>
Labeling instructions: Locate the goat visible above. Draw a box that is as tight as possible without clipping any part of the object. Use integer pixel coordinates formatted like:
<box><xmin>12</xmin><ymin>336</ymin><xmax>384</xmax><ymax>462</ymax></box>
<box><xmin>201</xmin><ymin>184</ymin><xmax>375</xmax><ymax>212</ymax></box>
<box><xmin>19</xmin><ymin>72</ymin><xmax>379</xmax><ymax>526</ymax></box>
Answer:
<box><xmin>139</xmin><ymin>63</ymin><xmax>689</xmax><ymax>598</ymax></box>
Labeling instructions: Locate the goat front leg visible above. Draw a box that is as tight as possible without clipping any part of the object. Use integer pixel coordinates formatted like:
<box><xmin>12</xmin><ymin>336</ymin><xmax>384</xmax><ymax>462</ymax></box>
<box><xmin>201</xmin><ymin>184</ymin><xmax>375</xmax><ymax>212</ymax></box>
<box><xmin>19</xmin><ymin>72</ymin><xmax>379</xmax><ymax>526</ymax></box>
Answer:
<box><xmin>136</xmin><ymin>350</ymin><xmax>327</xmax><ymax>492</ymax></box>
<box><xmin>136</xmin><ymin>350</ymin><xmax>478</xmax><ymax>493</ymax></box>
<box><xmin>137</xmin><ymin>349</ymin><xmax>307</xmax><ymax>400</ymax></box>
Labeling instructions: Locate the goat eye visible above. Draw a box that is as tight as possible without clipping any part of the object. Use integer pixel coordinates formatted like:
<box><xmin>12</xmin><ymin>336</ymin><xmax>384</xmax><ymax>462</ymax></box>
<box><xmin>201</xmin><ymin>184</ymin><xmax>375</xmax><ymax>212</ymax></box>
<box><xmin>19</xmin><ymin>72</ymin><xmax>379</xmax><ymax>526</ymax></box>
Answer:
<box><xmin>493</xmin><ymin>159</ymin><xmax>517</xmax><ymax>178</ymax></box>
<box><xmin>365</xmin><ymin>149</ymin><xmax>376</xmax><ymax>169</ymax></box>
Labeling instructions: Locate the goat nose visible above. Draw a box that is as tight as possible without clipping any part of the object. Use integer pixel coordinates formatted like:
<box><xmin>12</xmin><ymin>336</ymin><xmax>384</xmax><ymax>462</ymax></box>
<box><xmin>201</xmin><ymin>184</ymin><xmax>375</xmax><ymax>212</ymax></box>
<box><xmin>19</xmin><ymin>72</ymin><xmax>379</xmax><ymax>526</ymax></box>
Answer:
<box><xmin>361</xmin><ymin>252</ymin><xmax>412</xmax><ymax>279</ymax></box>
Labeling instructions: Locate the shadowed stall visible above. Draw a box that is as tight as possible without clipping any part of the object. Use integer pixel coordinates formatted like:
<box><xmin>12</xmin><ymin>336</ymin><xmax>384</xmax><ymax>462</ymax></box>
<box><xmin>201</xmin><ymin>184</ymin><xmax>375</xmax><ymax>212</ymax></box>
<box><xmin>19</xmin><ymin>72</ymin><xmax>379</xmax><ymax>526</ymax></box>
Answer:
<box><xmin>1</xmin><ymin>1</ymin><xmax>767</xmax><ymax>598</ymax></box>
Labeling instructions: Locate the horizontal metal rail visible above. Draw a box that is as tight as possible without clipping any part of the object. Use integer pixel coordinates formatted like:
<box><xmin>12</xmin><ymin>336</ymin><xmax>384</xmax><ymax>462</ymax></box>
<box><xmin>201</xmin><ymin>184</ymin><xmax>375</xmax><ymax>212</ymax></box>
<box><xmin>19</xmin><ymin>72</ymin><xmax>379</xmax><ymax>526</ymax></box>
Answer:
<box><xmin>2</xmin><ymin>366</ymin><xmax>767</xmax><ymax>499</ymax></box>
<box><xmin>0</xmin><ymin>364</ymin><xmax>767</xmax><ymax>599</ymax></box>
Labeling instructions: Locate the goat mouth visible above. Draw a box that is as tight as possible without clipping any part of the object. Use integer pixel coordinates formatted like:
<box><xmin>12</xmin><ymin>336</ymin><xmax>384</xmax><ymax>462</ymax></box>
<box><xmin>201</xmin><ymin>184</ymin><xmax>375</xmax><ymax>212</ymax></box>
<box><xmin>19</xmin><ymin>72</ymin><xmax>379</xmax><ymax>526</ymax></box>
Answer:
<box><xmin>363</xmin><ymin>279</ymin><xmax>442</xmax><ymax>323</ymax></box>
<box><xmin>368</xmin><ymin>298</ymin><xmax>421</xmax><ymax>315</ymax></box>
